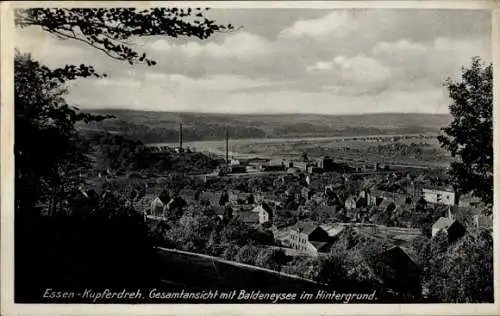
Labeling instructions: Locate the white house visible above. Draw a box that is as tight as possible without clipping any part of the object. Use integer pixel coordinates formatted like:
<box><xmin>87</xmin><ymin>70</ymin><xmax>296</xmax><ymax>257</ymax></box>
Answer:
<box><xmin>422</xmin><ymin>188</ymin><xmax>457</xmax><ymax>206</ymax></box>
<box><xmin>286</xmin><ymin>223</ymin><xmax>332</xmax><ymax>256</ymax></box>
<box><xmin>251</xmin><ymin>202</ymin><xmax>274</xmax><ymax>224</ymax></box>
<box><xmin>150</xmin><ymin>197</ymin><xmax>165</xmax><ymax>217</ymax></box>
<box><xmin>345</xmin><ymin>196</ymin><xmax>357</xmax><ymax>210</ymax></box>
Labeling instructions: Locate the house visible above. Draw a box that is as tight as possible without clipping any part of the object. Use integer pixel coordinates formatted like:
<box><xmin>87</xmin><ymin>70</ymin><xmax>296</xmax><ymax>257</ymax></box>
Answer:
<box><xmin>150</xmin><ymin>197</ymin><xmax>166</xmax><ymax>217</ymax></box>
<box><xmin>473</xmin><ymin>214</ymin><xmax>493</xmax><ymax>229</ymax></box>
<box><xmin>228</xmin><ymin>165</ymin><xmax>247</xmax><ymax>173</ymax></box>
<box><xmin>317</xmin><ymin>156</ymin><xmax>334</xmax><ymax>171</ymax></box>
<box><xmin>359</xmin><ymin>189</ymin><xmax>379</xmax><ymax>206</ymax></box>
<box><xmin>236</xmin><ymin>210</ymin><xmax>260</xmax><ymax>226</ymax></box>
<box><xmin>166</xmin><ymin>196</ymin><xmax>187</xmax><ymax>211</ymax></box>
<box><xmin>301</xmin><ymin>187</ymin><xmax>313</xmax><ymax>200</ymax></box>
<box><xmin>379</xmin><ymin>199</ymin><xmax>396</xmax><ymax>213</ymax></box>
<box><xmin>422</xmin><ymin>187</ymin><xmax>457</xmax><ymax>206</ymax></box>
<box><xmin>316</xmin><ymin>205</ymin><xmax>340</xmax><ymax>217</ymax></box>
<box><xmin>356</xmin><ymin>197</ymin><xmax>368</xmax><ymax>209</ymax></box>
<box><xmin>179</xmin><ymin>189</ymin><xmax>199</xmax><ymax>202</ymax></box>
<box><xmin>230</xmin><ymin>158</ymin><xmax>240</xmax><ymax>166</ymax></box>
<box><xmin>287</xmin><ymin>223</ymin><xmax>332</xmax><ymax>256</ymax></box>
<box><xmin>246</xmin><ymin>165</ymin><xmax>259</xmax><ymax>173</ymax></box>
<box><xmin>345</xmin><ymin>196</ymin><xmax>357</xmax><ymax>210</ymax></box>
<box><xmin>458</xmin><ymin>194</ymin><xmax>483</xmax><ymax>208</ymax></box>
<box><xmin>320</xmin><ymin>224</ymin><xmax>347</xmax><ymax>239</ymax></box>
<box><xmin>251</xmin><ymin>202</ymin><xmax>274</xmax><ymax>224</ymax></box>
<box><xmin>294</xmin><ymin>161</ymin><xmax>308</xmax><ymax>172</ymax></box>
<box><xmin>431</xmin><ymin>208</ymin><xmax>466</xmax><ymax>242</ymax></box>
<box><xmin>371</xmin><ymin>246</ymin><xmax>421</xmax><ymax>296</ymax></box>
<box><xmin>199</xmin><ymin>191</ymin><xmax>222</xmax><ymax>206</ymax></box>
<box><xmin>307</xmin><ymin>166</ymin><xmax>323</xmax><ymax>174</ymax></box>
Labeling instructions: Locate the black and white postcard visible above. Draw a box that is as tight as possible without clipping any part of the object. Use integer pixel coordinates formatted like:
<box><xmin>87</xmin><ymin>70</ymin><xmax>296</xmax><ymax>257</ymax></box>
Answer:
<box><xmin>1</xmin><ymin>1</ymin><xmax>499</xmax><ymax>315</ymax></box>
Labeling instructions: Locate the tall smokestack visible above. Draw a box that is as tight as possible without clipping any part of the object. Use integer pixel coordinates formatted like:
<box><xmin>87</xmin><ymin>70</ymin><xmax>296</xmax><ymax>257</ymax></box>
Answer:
<box><xmin>226</xmin><ymin>128</ymin><xmax>229</xmax><ymax>167</ymax></box>
<box><xmin>179</xmin><ymin>122</ymin><xmax>183</xmax><ymax>149</ymax></box>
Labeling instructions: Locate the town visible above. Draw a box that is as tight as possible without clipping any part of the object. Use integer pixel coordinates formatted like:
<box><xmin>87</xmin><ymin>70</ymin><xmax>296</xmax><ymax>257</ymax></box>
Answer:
<box><xmin>77</xmin><ymin>125</ymin><xmax>492</xmax><ymax>301</ymax></box>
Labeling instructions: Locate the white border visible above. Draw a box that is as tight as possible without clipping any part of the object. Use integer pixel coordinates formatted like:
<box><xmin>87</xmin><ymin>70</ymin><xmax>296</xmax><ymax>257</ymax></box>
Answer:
<box><xmin>2</xmin><ymin>1</ymin><xmax>500</xmax><ymax>315</ymax></box>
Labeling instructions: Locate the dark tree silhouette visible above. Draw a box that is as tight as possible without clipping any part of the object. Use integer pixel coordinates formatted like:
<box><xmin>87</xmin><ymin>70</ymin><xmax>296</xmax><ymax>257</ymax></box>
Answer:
<box><xmin>15</xmin><ymin>52</ymin><xmax>109</xmax><ymax>215</ymax></box>
<box><xmin>438</xmin><ymin>57</ymin><xmax>493</xmax><ymax>204</ymax></box>
<box><xmin>14</xmin><ymin>7</ymin><xmax>233</xmax><ymax>302</ymax></box>
<box><xmin>15</xmin><ymin>8</ymin><xmax>234</xmax><ymax>66</ymax></box>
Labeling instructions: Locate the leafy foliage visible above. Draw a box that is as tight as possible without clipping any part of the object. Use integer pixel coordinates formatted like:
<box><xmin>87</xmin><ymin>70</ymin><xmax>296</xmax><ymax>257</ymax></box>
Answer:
<box><xmin>15</xmin><ymin>52</ymin><xmax>110</xmax><ymax>213</ymax></box>
<box><xmin>16</xmin><ymin>190</ymin><xmax>159</xmax><ymax>301</ymax></box>
<box><xmin>419</xmin><ymin>230</ymin><xmax>493</xmax><ymax>302</ymax></box>
<box><xmin>438</xmin><ymin>57</ymin><xmax>493</xmax><ymax>204</ymax></box>
<box><xmin>16</xmin><ymin>8</ymin><xmax>234</xmax><ymax>66</ymax></box>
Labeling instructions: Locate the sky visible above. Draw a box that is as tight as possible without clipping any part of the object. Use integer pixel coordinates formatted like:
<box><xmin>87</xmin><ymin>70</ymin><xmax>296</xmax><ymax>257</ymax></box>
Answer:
<box><xmin>15</xmin><ymin>8</ymin><xmax>492</xmax><ymax>115</ymax></box>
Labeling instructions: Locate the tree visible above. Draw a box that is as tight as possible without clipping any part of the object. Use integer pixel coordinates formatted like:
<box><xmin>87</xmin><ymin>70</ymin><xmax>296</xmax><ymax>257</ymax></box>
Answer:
<box><xmin>234</xmin><ymin>244</ymin><xmax>259</xmax><ymax>265</ymax></box>
<box><xmin>422</xmin><ymin>230</ymin><xmax>493</xmax><ymax>303</ymax></box>
<box><xmin>15</xmin><ymin>189</ymin><xmax>159</xmax><ymax>301</ymax></box>
<box><xmin>14</xmin><ymin>7</ymin><xmax>236</xmax><ymax>302</ymax></box>
<box><xmin>438</xmin><ymin>57</ymin><xmax>493</xmax><ymax>204</ymax></box>
<box><xmin>15</xmin><ymin>8</ymin><xmax>234</xmax><ymax>66</ymax></box>
<box><xmin>254</xmin><ymin>248</ymin><xmax>287</xmax><ymax>271</ymax></box>
<box><xmin>282</xmin><ymin>256</ymin><xmax>320</xmax><ymax>280</ymax></box>
<box><xmin>14</xmin><ymin>52</ymin><xmax>109</xmax><ymax>215</ymax></box>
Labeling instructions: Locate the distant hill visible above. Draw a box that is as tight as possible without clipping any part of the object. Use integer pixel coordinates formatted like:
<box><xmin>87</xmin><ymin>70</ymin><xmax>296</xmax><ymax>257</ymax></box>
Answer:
<box><xmin>78</xmin><ymin>109</ymin><xmax>452</xmax><ymax>143</ymax></box>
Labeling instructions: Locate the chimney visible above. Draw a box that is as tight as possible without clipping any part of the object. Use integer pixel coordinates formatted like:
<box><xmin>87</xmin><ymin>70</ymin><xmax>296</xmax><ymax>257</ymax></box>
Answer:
<box><xmin>179</xmin><ymin>122</ymin><xmax>183</xmax><ymax>149</ymax></box>
<box><xmin>226</xmin><ymin>128</ymin><xmax>229</xmax><ymax>168</ymax></box>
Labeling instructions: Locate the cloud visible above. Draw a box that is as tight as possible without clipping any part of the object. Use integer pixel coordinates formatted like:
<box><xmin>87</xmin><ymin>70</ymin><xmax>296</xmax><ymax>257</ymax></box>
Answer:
<box><xmin>372</xmin><ymin>36</ymin><xmax>491</xmax><ymax>85</ymax></box>
<box><xmin>307</xmin><ymin>55</ymin><xmax>392</xmax><ymax>84</ymax></box>
<box><xmin>149</xmin><ymin>31</ymin><xmax>272</xmax><ymax>59</ymax></box>
<box><xmin>15</xmin><ymin>9</ymin><xmax>491</xmax><ymax>115</ymax></box>
<box><xmin>279</xmin><ymin>11</ymin><xmax>357</xmax><ymax>40</ymax></box>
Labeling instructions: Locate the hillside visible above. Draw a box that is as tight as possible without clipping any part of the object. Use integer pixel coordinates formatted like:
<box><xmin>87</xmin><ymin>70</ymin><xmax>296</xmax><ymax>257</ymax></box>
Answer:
<box><xmin>78</xmin><ymin>110</ymin><xmax>452</xmax><ymax>143</ymax></box>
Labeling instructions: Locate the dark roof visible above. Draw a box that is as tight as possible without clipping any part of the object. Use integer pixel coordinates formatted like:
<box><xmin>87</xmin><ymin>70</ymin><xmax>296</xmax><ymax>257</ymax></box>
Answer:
<box><xmin>379</xmin><ymin>199</ymin><xmax>395</xmax><ymax>210</ymax></box>
<box><xmin>179</xmin><ymin>189</ymin><xmax>198</xmax><ymax>200</ymax></box>
<box><xmin>422</xmin><ymin>186</ymin><xmax>455</xmax><ymax>193</ymax></box>
<box><xmin>293</xmin><ymin>222</ymin><xmax>320</xmax><ymax>235</ymax></box>
<box><xmin>316</xmin><ymin>206</ymin><xmax>338</xmax><ymax>214</ymax></box>
<box><xmin>261</xmin><ymin>202</ymin><xmax>273</xmax><ymax>214</ymax></box>
<box><xmin>236</xmin><ymin>211</ymin><xmax>259</xmax><ymax>224</ymax></box>
<box><xmin>433</xmin><ymin>217</ymin><xmax>452</xmax><ymax>230</ymax></box>
<box><xmin>309</xmin><ymin>241</ymin><xmax>330</xmax><ymax>252</ymax></box>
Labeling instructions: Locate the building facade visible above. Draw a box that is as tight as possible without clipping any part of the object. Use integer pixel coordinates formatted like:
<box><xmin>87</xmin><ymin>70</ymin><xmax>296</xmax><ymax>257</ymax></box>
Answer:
<box><xmin>422</xmin><ymin>188</ymin><xmax>457</xmax><ymax>206</ymax></box>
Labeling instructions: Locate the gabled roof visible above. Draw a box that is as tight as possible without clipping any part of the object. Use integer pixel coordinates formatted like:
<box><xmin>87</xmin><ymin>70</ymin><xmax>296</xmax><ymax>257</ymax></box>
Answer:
<box><xmin>309</xmin><ymin>241</ymin><xmax>330</xmax><ymax>252</ymax></box>
<box><xmin>320</xmin><ymin>224</ymin><xmax>346</xmax><ymax>238</ymax></box>
<box><xmin>316</xmin><ymin>205</ymin><xmax>339</xmax><ymax>214</ymax></box>
<box><xmin>251</xmin><ymin>202</ymin><xmax>273</xmax><ymax>214</ymax></box>
<box><xmin>236</xmin><ymin>210</ymin><xmax>260</xmax><ymax>224</ymax></box>
<box><xmin>345</xmin><ymin>196</ymin><xmax>356</xmax><ymax>203</ymax></box>
<box><xmin>432</xmin><ymin>217</ymin><xmax>453</xmax><ymax>230</ymax></box>
<box><xmin>261</xmin><ymin>202</ymin><xmax>273</xmax><ymax>214</ymax></box>
<box><xmin>292</xmin><ymin>222</ymin><xmax>319</xmax><ymax>235</ymax></box>
<box><xmin>379</xmin><ymin>199</ymin><xmax>395</xmax><ymax>210</ymax></box>
<box><xmin>151</xmin><ymin>197</ymin><xmax>165</xmax><ymax>209</ymax></box>
<box><xmin>378</xmin><ymin>246</ymin><xmax>421</xmax><ymax>274</ymax></box>
<box><xmin>422</xmin><ymin>186</ymin><xmax>455</xmax><ymax>193</ymax></box>
<box><xmin>179</xmin><ymin>189</ymin><xmax>199</xmax><ymax>201</ymax></box>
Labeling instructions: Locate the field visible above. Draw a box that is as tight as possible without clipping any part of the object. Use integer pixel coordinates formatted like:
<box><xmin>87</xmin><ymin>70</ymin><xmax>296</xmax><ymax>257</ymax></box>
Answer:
<box><xmin>151</xmin><ymin>134</ymin><xmax>452</xmax><ymax>169</ymax></box>
<box><xmin>81</xmin><ymin>110</ymin><xmax>452</xmax><ymax>143</ymax></box>
<box><xmin>231</xmin><ymin>136</ymin><xmax>452</xmax><ymax>168</ymax></box>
